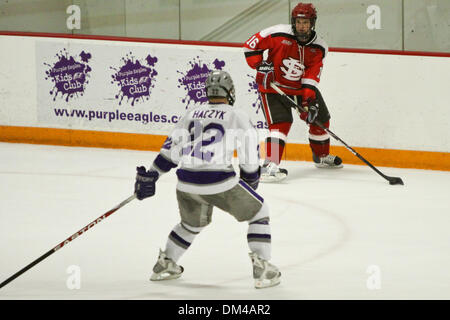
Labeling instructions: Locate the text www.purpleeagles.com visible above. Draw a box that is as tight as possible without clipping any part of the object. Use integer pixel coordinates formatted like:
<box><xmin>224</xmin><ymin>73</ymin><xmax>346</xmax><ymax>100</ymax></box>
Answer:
<box><xmin>53</xmin><ymin>108</ymin><xmax>180</xmax><ymax>125</ymax></box>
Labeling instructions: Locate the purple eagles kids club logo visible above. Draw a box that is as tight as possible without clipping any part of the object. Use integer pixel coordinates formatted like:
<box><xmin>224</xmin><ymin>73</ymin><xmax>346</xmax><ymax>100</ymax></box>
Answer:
<box><xmin>44</xmin><ymin>49</ymin><xmax>92</xmax><ymax>102</ymax></box>
<box><xmin>247</xmin><ymin>74</ymin><xmax>262</xmax><ymax>114</ymax></box>
<box><xmin>177</xmin><ymin>57</ymin><xmax>225</xmax><ymax>108</ymax></box>
<box><xmin>247</xmin><ymin>74</ymin><xmax>268</xmax><ymax>129</ymax></box>
<box><xmin>111</xmin><ymin>53</ymin><xmax>158</xmax><ymax>106</ymax></box>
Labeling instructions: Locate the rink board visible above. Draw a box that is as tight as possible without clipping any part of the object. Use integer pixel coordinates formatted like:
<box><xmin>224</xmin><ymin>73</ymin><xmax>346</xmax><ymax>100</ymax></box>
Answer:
<box><xmin>0</xmin><ymin>33</ymin><xmax>449</xmax><ymax>170</ymax></box>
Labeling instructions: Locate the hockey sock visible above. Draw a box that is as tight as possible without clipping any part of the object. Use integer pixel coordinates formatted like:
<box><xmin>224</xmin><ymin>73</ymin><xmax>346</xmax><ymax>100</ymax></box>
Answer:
<box><xmin>165</xmin><ymin>222</ymin><xmax>203</xmax><ymax>263</ymax></box>
<box><xmin>309</xmin><ymin>120</ymin><xmax>330</xmax><ymax>157</ymax></box>
<box><xmin>247</xmin><ymin>203</ymin><xmax>271</xmax><ymax>261</ymax></box>
<box><xmin>265</xmin><ymin>122</ymin><xmax>291</xmax><ymax>165</ymax></box>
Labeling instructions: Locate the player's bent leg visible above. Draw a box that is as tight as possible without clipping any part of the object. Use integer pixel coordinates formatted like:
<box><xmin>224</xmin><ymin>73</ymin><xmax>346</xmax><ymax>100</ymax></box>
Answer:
<box><xmin>259</xmin><ymin>94</ymin><xmax>292</xmax><ymax>182</ymax></box>
<box><xmin>151</xmin><ymin>222</ymin><xmax>205</xmax><ymax>281</ymax></box>
<box><xmin>201</xmin><ymin>184</ymin><xmax>281</xmax><ymax>288</ymax></box>
<box><xmin>307</xmin><ymin>90</ymin><xmax>343</xmax><ymax>169</ymax></box>
<box><xmin>247</xmin><ymin>203</ymin><xmax>271</xmax><ymax>260</ymax></box>
<box><xmin>151</xmin><ymin>192</ymin><xmax>211</xmax><ymax>281</ymax></box>
<box><xmin>247</xmin><ymin>203</ymin><xmax>281</xmax><ymax>289</ymax></box>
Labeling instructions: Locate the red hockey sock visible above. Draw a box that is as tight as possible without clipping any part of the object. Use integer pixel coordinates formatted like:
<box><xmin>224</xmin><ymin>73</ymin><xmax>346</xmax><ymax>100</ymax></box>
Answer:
<box><xmin>265</xmin><ymin>122</ymin><xmax>291</xmax><ymax>165</ymax></box>
<box><xmin>309</xmin><ymin>121</ymin><xmax>330</xmax><ymax>158</ymax></box>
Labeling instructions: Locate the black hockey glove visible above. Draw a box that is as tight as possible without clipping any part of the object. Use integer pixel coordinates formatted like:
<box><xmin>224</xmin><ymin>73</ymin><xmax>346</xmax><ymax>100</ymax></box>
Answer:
<box><xmin>306</xmin><ymin>101</ymin><xmax>319</xmax><ymax>124</ymax></box>
<box><xmin>255</xmin><ymin>61</ymin><xmax>274</xmax><ymax>90</ymax></box>
<box><xmin>240</xmin><ymin>167</ymin><xmax>261</xmax><ymax>190</ymax></box>
<box><xmin>299</xmin><ymin>100</ymin><xmax>319</xmax><ymax>124</ymax></box>
<box><xmin>134</xmin><ymin>166</ymin><xmax>159</xmax><ymax>200</ymax></box>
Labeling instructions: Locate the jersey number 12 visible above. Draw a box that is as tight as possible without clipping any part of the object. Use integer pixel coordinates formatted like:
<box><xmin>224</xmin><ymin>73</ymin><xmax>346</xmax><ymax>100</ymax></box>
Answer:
<box><xmin>182</xmin><ymin>120</ymin><xmax>225</xmax><ymax>162</ymax></box>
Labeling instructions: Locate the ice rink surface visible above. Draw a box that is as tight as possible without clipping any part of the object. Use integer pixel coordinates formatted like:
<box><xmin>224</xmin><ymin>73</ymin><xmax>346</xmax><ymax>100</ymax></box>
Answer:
<box><xmin>0</xmin><ymin>142</ymin><xmax>449</xmax><ymax>300</ymax></box>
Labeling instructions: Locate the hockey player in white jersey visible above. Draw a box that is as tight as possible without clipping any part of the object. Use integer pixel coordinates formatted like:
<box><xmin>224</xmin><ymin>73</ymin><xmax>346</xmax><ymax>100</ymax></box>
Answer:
<box><xmin>134</xmin><ymin>70</ymin><xmax>280</xmax><ymax>289</ymax></box>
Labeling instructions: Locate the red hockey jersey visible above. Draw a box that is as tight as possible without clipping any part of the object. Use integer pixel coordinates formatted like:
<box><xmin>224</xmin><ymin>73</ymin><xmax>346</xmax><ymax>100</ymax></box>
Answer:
<box><xmin>244</xmin><ymin>24</ymin><xmax>328</xmax><ymax>96</ymax></box>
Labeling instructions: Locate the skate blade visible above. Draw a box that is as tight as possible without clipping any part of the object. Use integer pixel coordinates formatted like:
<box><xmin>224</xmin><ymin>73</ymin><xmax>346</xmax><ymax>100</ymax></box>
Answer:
<box><xmin>150</xmin><ymin>272</ymin><xmax>182</xmax><ymax>281</ymax></box>
<box><xmin>260</xmin><ymin>173</ymin><xmax>287</xmax><ymax>183</ymax></box>
<box><xmin>314</xmin><ymin>163</ymin><xmax>344</xmax><ymax>169</ymax></box>
<box><xmin>254</xmin><ymin>276</ymin><xmax>281</xmax><ymax>289</ymax></box>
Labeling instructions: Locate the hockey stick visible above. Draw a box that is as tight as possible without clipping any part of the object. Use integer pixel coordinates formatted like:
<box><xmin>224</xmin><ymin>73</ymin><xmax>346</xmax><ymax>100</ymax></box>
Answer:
<box><xmin>270</xmin><ymin>82</ymin><xmax>404</xmax><ymax>185</ymax></box>
<box><xmin>0</xmin><ymin>194</ymin><xmax>136</xmax><ymax>289</ymax></box>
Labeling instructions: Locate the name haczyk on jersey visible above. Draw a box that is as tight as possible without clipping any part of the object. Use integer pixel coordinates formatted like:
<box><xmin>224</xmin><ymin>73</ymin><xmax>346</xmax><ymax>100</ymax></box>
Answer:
<box><xmin>192</xmin><ymin>109</ymin><xmax>226</xmax><ymax>120</ymax></box>
<box><xmin>192</xmin><ymin>110</ymin><xmax>268</xmax><ymax>129</ymax></box>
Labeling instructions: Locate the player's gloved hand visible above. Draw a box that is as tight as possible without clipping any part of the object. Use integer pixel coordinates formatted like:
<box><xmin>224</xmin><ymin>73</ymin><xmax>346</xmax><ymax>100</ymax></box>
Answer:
<box><xmin>255</xmin><ymin>61</ymin><xmax>274</xmax><ymax>90</ymax></box>
<box><xmin>305</xmin><ymin>102</ymin><xmax>319</xmax><ymax>124</ymax></box>
<box><xmin>301</xmin><ymin>87</ymin><xmax>316</xmax><ymax>106</ymax></box>
<box><xmin>134</xmin><ymin>166</ymin><xmax>159</xmax><ymax>200</ymax></box>
<box><xmin>299</xmin><ymin>87</ymin><xmax>319</xmax><ymax>124</ymax></box>
<box><xmin>240</xmin><ymin>167</ymin><xmax>261</xmax><ymax>190</ymax></box>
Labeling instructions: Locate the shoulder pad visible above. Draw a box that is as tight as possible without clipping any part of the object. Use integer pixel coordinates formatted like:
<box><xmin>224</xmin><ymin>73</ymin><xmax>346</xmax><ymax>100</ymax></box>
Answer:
<box><xmin>260</xmin><ymin>24</ymin><xmax>293</xmax><ymax>38</ymax></box>
<box><xmin>311</xmin><ymin>34</ymin><xmax>328</xmax><ymax>58</ymax></box>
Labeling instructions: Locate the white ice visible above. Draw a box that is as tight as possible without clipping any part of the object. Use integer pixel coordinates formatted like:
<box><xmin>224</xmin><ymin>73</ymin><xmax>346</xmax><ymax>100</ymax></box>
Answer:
<box><xmin>0</xmin><ymin>142</ymin><xmax>449</xmax><ymax>300</ymax></box>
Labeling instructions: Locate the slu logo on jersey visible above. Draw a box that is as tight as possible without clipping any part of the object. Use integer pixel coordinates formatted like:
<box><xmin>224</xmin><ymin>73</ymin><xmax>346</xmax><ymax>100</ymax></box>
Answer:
<box><xmin>280</xmin><ymin>57</ymin><xmax>304</xmax><ymax>81</ymax></box>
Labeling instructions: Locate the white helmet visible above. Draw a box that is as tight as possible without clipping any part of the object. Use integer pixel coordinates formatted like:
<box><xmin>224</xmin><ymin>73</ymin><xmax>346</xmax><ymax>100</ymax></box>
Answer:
<box><xmin>205</xmin><ymin>70</ymin><xmax>235</xmax><ymax>105</ymax></box>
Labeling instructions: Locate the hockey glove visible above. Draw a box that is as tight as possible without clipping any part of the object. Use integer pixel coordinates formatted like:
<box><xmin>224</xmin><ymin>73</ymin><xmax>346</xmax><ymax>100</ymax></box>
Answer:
<box><xmin>240</xmin><ymin>167</ymin><xmax>261</xmax><ymax>190</ymax></box>
<box><xmin>305</xmin><ymin>101</ymin><xmax>319</xmax><ymax>124</ymax></box>
<box><xmin>299</xmin><ymin>87</ymin><xmax>319</xmax><ymax>124</ymax></box>
<box><xmin>255</xmin><ymin>61</ymin><xmax>275</xmax><ymax>90</ymax></box>
<box><xmin>135</xmin><ymin>166</ymin><xmax>159</xmax><ymax>200</ymax></box>
<box><xmin>301</xmin><ymin>87</ymin><xmax>317</xmax><ymax>106</ymax></box>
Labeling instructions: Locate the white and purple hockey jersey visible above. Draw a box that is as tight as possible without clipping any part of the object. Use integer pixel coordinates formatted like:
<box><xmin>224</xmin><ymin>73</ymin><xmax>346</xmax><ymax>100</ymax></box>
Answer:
<box><xmin>150</xmin><ymin>103</ymin><xmax>260</xmax><ymax>195</ymax></box>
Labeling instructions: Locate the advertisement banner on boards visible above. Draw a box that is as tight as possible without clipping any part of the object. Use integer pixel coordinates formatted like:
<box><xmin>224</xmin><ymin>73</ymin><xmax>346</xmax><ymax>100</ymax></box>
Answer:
<box><xmin>35</xmin><ymin>39</ymin><xmax>268</xmax><ymax>136</ymax></box>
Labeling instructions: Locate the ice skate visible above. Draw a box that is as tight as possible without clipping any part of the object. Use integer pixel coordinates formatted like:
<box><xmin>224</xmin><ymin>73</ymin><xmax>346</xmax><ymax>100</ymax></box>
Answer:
<box><xmin>249</xmin><ymin>252</ymin><xmax>281</xmax><ymax>289</ymax></box>
<box><xmin>260</xmin><ymin>161</ymin><xmax>288</xmax><ymax>183</ymax></box>
<box><xmin>150</xmin><ymin>249</ymin><xmax>184</xmax><ymax>281</ymax></box>
<box><xmin>313</xmin><ymin>154</ymin><xmax>343</xmax><ymax>169</ymax></box>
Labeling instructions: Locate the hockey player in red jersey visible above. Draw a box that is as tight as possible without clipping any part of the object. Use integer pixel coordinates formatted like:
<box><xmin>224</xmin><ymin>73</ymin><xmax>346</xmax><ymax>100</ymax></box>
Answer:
<box><xmin>244</xmin><ymin>2</ymin><xmax>343</xmax><ymax>182</ymax></box>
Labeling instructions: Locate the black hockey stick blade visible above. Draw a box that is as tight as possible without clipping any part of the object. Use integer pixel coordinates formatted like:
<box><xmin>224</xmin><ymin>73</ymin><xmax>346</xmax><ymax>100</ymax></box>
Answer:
<box><xmin>387</xmin><ymin>176</ymin><xmax>404</xmax><ymax>185</ymax></box>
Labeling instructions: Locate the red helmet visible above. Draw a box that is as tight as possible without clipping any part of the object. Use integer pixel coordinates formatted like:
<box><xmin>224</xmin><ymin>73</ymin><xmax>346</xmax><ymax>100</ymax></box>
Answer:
<box><xmin>291</xmin><ymin>3</ymin><xmax>317</xmax><ymax>26</ymax></box>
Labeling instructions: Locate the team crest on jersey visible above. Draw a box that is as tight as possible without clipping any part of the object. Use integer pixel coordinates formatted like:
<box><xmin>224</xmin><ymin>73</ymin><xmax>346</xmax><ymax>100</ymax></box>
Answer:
<box><xmin>280</xmin><ymin>57</ymin><xmax>304</xmax><ymax>81</ymax></box>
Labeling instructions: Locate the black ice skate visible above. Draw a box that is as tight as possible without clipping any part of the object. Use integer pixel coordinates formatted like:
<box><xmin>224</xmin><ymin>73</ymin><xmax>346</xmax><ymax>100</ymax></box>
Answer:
<box><xmin>313</xmin><ymin>153</ymin><xmax>343</xmax><ymax>169</ymax></box>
